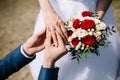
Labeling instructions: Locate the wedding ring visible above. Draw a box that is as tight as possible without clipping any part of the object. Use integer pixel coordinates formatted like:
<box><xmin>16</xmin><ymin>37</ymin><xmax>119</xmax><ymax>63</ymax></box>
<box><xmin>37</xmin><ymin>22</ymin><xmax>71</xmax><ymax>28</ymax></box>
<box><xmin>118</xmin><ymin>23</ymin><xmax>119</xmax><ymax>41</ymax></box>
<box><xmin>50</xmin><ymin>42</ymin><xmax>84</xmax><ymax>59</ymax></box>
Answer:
<box><xmin>50</xmin><ymin>27</ymin><xmax>55</xmax><ymax>31</ymax></box>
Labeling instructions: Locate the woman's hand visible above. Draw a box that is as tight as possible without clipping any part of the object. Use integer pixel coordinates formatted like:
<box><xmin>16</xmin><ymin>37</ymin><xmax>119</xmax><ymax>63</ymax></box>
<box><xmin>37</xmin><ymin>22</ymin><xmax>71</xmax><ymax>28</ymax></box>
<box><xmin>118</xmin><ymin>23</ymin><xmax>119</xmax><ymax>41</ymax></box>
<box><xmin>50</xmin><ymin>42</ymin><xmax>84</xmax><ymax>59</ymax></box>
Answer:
<box><xmin>96</xmin><ymin>0</ymin><xmax>112</xmax><ymax>19</ymax></box>
<box><xmin>39</xmin><ymin>0</ymin><xmax>68</xmax><ymax>46</ymax></box>
<box><xmin>44</xmin><ymin>11</ymin><xmax>68</xmax><ymax>46</ymax></box>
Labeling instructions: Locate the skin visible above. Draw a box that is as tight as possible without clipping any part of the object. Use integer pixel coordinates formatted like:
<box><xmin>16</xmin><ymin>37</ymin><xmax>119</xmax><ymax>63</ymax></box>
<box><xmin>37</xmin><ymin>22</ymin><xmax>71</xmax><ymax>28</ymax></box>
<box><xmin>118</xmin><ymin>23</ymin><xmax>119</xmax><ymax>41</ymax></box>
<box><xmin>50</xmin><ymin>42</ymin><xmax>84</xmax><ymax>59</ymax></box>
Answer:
<box><xmin>23</xmin><ymin>27</ymin><xmax>46</xmax><ymax>56</ymax></box>
<box><xmin>23</xmin><ymin>27</ymin><xmax>67</xmax><ymax>68</ymax></box>
<box><xmin>43</xmin><ymin>29</ymin><xmax>68</xmax><ymax>68</ymax></box>
<box><xmin>32</xmin><ymin>0</ymin><xmax>112</xmax><ymax>67</ymax></box>
<box><xmin>96</xmin><ymin>0</ymin><xmax>112</xmax><ymax>19</ymax></box>
<box><xmin>38</xmin><ymin>0</ymin><xmax>112</xmax><ymax>46</ymax></box>
<box><xmin>38</xmin><ymin>0</ymin><xmax>68</xmax><ymax>47</ymax></box>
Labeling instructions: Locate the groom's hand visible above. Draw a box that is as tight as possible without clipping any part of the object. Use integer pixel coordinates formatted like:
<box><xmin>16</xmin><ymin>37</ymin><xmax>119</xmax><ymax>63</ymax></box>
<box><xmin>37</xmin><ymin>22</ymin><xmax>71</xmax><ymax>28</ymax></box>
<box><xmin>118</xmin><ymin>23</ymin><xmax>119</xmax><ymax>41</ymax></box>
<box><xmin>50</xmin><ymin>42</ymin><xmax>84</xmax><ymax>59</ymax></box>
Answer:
<box><xmin>43</xmin><ymin>30</ymin><xmax>68</xmax><ymax>68</ymax></box>
<box><xmin>22</xmin><ymin>27</ymin><xmax>46</xmax><ymax>56</ymax></box>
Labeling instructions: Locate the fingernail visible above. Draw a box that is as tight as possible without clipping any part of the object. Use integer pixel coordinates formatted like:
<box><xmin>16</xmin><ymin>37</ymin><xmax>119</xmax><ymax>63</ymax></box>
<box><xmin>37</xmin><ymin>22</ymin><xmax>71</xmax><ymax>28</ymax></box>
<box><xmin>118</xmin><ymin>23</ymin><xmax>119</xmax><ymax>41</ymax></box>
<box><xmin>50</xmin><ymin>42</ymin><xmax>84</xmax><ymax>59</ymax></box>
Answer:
<box><xmin>55</xmin><ymin>43</ymin><xmax>58</xmax><ymax>47</ymax></box>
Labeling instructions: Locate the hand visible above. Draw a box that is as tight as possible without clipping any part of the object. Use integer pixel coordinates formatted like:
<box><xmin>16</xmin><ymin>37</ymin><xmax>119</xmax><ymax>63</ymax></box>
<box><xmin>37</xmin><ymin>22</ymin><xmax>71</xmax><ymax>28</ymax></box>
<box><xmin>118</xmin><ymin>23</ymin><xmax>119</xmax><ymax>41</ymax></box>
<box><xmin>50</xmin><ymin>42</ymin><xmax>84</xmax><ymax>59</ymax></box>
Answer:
<box><xmin>96</xmin><ymin>0</ymin><xmax>112</xmax><ymax>19</ymax></box>
<box><xmin>43</xmin><ymin>30</ymin><xmax>68</xmax><ymax>68</ymax></box>
<box><xmin>44</xmin><ymin>10</ymin><xmax>68</xmax><ymax>46</ymax></box>
<box><xmin>23</xmin><ymin>28</ymin><xmax>46</xmax><ymax>56</ymax></box>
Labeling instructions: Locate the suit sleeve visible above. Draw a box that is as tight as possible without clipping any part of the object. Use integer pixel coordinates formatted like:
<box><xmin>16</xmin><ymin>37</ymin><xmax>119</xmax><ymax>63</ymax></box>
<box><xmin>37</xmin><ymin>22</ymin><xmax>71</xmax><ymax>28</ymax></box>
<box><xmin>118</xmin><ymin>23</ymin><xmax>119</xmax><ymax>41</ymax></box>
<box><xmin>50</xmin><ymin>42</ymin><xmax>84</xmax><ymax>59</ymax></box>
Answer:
<box><xmin>38</xmin><ymin>66</ymin><xmax>59</xmax><ymax>80</ymax></box>
<box><xmin>0</xmin><ymin>46</ymin><xmax>35</xmax><ymax>80</ymax></box>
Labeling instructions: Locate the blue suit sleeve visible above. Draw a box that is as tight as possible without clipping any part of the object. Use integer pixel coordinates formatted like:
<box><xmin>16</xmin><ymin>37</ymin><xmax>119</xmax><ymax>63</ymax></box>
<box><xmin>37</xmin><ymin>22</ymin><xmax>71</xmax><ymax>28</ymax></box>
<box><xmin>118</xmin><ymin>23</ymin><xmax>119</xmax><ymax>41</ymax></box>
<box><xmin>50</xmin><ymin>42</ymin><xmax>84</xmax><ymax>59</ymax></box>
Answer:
<box><xmin>38</xmin><ymin>66</ymin><xmax>59</xmax><ymax>80</ymax></box>
<box><xmin>0</xmin><ymin>46</ymin><xmax>35</xmax><ymax>80</ymax></box>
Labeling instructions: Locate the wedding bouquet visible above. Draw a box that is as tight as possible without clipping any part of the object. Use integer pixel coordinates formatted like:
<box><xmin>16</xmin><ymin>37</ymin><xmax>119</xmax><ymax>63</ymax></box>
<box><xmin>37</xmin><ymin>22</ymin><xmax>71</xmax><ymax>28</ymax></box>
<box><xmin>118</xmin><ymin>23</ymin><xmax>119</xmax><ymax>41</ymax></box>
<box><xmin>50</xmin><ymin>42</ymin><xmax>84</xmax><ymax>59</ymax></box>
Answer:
<box><xmin>65</xmin><ymin>11</ymin><xmax>116</xmax><ymax>63</ymax></box>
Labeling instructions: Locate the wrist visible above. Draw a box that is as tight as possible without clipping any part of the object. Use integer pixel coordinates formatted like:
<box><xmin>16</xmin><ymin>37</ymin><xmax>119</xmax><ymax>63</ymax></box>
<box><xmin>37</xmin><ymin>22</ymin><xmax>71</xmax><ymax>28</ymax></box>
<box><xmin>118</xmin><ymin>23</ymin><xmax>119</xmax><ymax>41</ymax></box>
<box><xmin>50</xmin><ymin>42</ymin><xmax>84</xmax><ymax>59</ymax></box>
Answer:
<box><xmin>40</xmin><ymin>0</ymin><xmax>55</xmax><ymax>14</ymax></box>
<box><xmin>43</xmin><ymin>9</ymin><xmax>57</xmax><ymax>18</ymax></box>
<box><xmin>97</xmin><ymin>11</ymin><xmax>104</xmax><ymax>19</ymax></box>
<box><xmin>22</xmin><ymin>44</ymin><xmax>34</xmax><ymax>57</ymax></box>
<box><xmin>43</xmin><ymin>60</ymin><xmax>55</xmax><ymax>68</ymax></box>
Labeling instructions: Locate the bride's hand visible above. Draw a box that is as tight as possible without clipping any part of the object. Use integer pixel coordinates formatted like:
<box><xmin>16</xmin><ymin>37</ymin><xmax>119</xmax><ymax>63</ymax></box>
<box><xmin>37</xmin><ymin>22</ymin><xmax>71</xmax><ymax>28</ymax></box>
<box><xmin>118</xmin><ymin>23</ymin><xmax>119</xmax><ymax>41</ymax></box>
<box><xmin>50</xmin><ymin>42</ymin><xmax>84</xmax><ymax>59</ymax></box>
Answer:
<box><xmin>39</xmin><ymin>0</ymin><xmax>68</xmax><ymax>46</ymax></box>
<box><xmin>96</xmin><ymin>0</ymin><xmax>112</xmax><ymax>19</ymax></box>
<box><xmin>44</xmin><ymin>11</ymin><xmax>68</xmax><ymax>46</ymax></box>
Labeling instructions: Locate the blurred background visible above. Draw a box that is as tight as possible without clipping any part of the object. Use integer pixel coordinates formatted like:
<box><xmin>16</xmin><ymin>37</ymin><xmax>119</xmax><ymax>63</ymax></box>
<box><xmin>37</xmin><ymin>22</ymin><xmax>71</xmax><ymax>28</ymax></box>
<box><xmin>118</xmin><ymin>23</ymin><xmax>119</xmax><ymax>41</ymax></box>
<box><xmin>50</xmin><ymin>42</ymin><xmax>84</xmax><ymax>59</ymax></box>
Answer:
<box><xmin>0</xmin><ymin>0</ymin><xmax>120</xmax><ymax>80</ymax></box>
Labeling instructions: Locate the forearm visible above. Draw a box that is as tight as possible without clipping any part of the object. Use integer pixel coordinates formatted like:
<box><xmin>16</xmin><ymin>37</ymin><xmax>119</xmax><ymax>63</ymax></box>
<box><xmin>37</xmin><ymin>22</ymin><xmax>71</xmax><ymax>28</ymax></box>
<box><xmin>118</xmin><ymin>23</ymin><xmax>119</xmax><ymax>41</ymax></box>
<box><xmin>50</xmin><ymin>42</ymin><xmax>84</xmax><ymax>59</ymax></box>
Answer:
<box><xmin>38</xmin><ymin>0</ymin><xmax>57</xmax><ymax>18</ymax></box>
<box><xmin>0</xmin><ymin>46</ymin><xmax>35</xmax><ymax>80</ymax></box>
<box><xmin>96</xmin><ymin>0</ymin><xmax>112</xmax><ymax>19</ymax></box>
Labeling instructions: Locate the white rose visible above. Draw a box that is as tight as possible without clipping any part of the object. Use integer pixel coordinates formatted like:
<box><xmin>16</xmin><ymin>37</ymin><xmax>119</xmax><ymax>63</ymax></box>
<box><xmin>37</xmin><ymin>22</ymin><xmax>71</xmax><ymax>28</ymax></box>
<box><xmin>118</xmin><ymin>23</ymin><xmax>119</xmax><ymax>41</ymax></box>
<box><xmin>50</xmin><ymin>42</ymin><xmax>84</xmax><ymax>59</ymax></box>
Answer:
<box><xmin>99</xmin><ymin>22</ymin><xmax>107</xmax><ymax>30</ymax></box>
<box><xmin>71</xmin><ymin>27</ymin><xmax>76</xmax><ymax>32</ymax></box>
<box><xmin>76</xmin><ymin>28</ymin><xmax>88</xmax><ymax>38</ymax></box>
<box><xmin>68</xmin><ymin>21</ymin><xmax>73</xmax><ymax>28</ymax></box>
<box><xmin>96</xmin><ymin>22</ymin><xmax>106</xmax><ymax>31</ymax></box>
<box><xmin>80</xmin><ymin>17</ymin><xmax>85</xmax><ymax>21</ymax></box>
<box><xmin>93</xmin><ymin>18</ymin><xmax>101</xmax><ymax>24</ymax></box>
<box><xmin>71</xmin><ymin>32</ymin><xmax>77</xmax><ymax>38</ymax></box>
<box><xmin>80</xmin><ymin>16</ymin><xmax>91</xmax><ymax>21</ymax></box>
<box><xmin>94</xmin><ymin>31</ymin><xmax>102</xmax><ymax>37</ymax></box>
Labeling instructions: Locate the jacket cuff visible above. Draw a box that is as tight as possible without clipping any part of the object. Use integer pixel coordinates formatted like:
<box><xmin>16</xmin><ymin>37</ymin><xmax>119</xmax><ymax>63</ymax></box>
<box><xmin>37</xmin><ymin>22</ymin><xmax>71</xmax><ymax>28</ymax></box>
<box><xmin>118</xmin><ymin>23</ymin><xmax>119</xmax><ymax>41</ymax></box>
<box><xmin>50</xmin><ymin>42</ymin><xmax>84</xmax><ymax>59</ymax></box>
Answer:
<box><xmin>38</xmin><ymin>66</ymin><xmax>59</xmax><ymax>80</ymax></box>
<box><xmin>20</xmin><ymin>45</ymin><xmax>35</xmax><ymax>59</ymax></box>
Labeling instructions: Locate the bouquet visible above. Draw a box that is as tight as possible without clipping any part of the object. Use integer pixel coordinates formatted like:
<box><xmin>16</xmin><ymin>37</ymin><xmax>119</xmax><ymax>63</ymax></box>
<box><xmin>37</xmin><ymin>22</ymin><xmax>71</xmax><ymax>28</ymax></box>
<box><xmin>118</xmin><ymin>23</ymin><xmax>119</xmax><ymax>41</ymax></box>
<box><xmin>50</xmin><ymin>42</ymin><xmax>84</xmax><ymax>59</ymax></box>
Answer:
<box><xmin>65</xmin><ymin>11</ymin><xmax>116</xmax><ymax>63</ymax></box>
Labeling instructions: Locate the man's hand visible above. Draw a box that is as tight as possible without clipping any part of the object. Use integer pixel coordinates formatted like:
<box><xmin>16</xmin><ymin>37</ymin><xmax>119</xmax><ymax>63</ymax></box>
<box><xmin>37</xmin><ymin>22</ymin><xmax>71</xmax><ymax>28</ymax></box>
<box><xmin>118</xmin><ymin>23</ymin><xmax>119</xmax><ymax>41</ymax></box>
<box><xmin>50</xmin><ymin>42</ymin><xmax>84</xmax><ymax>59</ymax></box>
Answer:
<box><xmin>43</xmin><ymin>29</ymin><xmax>68</xmax><ymax>68</ymax></box>
<box><xmin>23</xmin><ymin>28</ymin><xmax>46</xmax><ymax>56</ymax></box>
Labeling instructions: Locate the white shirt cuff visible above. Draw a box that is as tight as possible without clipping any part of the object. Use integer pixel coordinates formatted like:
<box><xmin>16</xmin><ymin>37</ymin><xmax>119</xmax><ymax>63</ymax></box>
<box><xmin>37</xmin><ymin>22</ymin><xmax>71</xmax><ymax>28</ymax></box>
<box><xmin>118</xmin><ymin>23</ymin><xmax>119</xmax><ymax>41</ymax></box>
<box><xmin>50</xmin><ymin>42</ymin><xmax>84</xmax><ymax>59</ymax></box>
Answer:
<box><xmin>20</xmin><ymin>45</ymin><xmax>35</xmax><ymax>59</ymax></box>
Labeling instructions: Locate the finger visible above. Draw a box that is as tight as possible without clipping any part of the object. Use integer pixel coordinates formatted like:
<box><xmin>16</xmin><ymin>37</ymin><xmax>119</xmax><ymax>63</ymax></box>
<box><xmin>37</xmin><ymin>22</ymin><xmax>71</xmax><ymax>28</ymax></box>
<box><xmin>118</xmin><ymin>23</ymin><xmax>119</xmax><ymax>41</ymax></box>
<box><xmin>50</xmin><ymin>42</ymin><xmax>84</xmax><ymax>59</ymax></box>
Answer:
<box><xmin>60</xmin><ymin>24</ymin><xmax>69</xmax><ymax>42</ymax></box>
<box><xmin>48</xmin><ymin>26</ymin><xmax>58</xmax><ymax>46</ymax></box>
<box><xmin>45</xmin><ymin>29</ymin><xmax>52</xmax><ymax>47</ymax></box>
<box><xmin>55</xmin><ymin>25</ymin><xmax>67</xmax><ymax>43</ymax></box>
<box><xmin>51</xmin><ymin>30</ymin><xmax>58</xmax><ymax>46</ymax></box>
<box><xmin>55</xmin><ymin>31</ymin><xmax>65</xmax><ymax>46</ymax></box>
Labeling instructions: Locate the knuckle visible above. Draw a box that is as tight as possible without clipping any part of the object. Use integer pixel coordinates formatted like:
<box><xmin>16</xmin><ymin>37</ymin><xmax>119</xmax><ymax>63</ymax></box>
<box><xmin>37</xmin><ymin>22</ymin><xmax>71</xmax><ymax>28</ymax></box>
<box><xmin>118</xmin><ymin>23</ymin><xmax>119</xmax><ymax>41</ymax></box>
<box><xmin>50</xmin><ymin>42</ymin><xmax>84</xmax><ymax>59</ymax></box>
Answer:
<box><xmin>63</xmin><ymin>48</ymin><xmax>68</xmax><ymax>54</ymax></box>
<box><xmin>59</xmin><ymin>20</ymin><xmax>63</xmax><ymax>24</ymax></box>
<box><xmin>63</xmin><ymin>30</ymin><xmax>67</xmax><ymax>34</ymax></box>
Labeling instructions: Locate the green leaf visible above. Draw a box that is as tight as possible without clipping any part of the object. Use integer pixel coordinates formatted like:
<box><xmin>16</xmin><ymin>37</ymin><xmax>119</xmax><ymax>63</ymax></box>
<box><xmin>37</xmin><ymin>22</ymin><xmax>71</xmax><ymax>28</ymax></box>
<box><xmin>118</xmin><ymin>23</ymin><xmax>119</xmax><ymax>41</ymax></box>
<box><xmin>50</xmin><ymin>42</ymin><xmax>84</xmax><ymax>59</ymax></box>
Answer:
<box><xmin>109</xmin><ymin>31</ymin><xmax>113</xmax><ymax>35</ymax></box>
<box><xmin>71</xmin><ymin>57</ymin><xmax>77</xmax><ymax>60</ymax></box>
<box><xmin>112</xmin><ymin>30</ymin><xmax>116</xmax><ymax>33</ymax></box>
<box><xmin>112</xmin><ymin>26</ymin><xmax>115</xmax><ymax>29</ymax></box>
<box><xmin>77</xmin><ymin>58</ymin><xmax>80</xmax><ymax>64</ymax></box>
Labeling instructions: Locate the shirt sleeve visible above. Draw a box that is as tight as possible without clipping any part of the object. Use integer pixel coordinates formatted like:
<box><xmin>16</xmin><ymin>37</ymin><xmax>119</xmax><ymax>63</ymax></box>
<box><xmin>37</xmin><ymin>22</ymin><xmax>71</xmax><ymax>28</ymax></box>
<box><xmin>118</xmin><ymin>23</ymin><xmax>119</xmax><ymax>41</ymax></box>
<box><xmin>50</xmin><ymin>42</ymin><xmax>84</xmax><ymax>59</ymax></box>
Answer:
<box><xmin>38</xmin><ymin>66</ymin><xmax>59</xmax><ymax>80</ymax></box>
<box><xmin>20</xmin><ymin>45</ymin><xmax>35</xmax><ymax>58</ymax></box>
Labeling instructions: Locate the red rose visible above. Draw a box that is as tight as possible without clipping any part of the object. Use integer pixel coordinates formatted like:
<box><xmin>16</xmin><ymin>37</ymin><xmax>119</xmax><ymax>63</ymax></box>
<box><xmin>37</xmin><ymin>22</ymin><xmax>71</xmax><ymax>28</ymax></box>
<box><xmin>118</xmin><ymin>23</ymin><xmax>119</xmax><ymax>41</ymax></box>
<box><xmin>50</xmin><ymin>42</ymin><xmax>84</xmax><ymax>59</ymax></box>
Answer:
<box><xmin>73</xmin><ymin>19</ymin><xmax>80</xmax><ymax>29</ymax></box>
<box><xmin>68</xmin><ymin>30</ymin><xmax>73</xmax><ymax>36</ymax></box>
<box><xmin>72</xmin><ymin>37</ymin><xmax>79</xmax><ymax>47</ymax></box>
<box><xmin>82</xmin><ymin>35</ymin><xmax>95</xmax><ymax>46</ymax></box>
<box><xmin>80</xmin><ymin>19</ymin><xmax>95</xmax><ymax>30</ymax></box>
<box><xmin>82</xmin><ymin>11</ymin><xmax>92</xmax><ymax>17</ymax></box>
